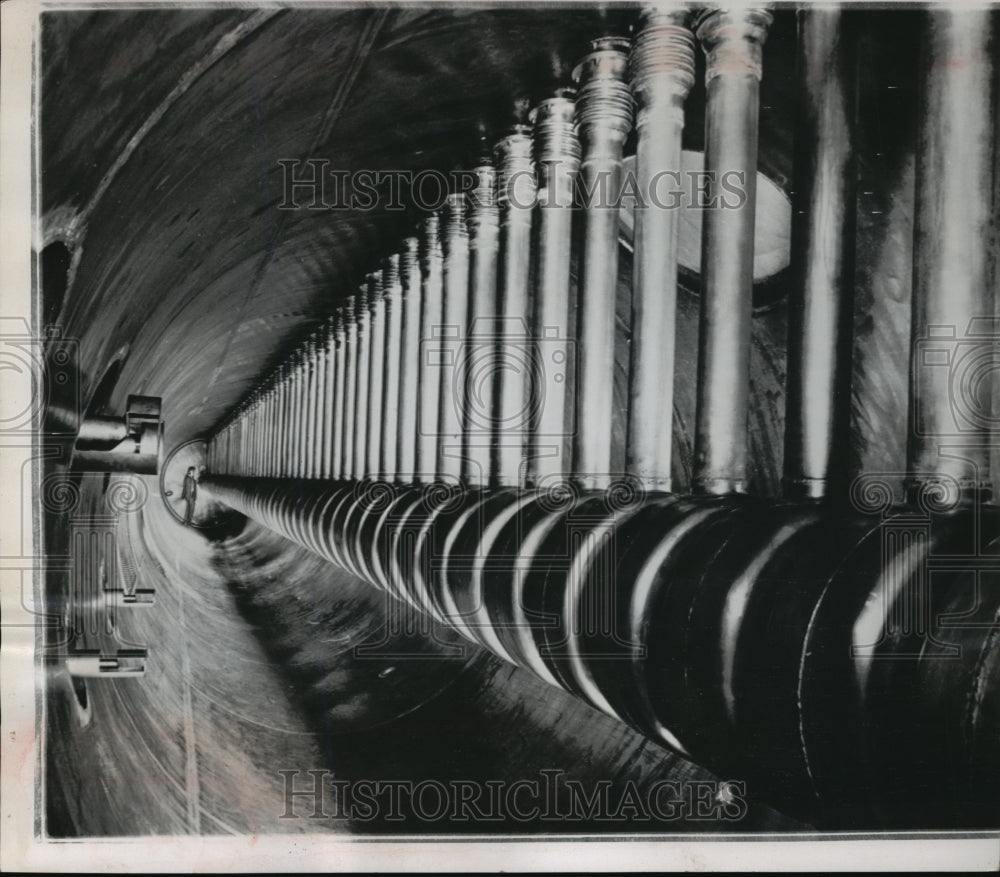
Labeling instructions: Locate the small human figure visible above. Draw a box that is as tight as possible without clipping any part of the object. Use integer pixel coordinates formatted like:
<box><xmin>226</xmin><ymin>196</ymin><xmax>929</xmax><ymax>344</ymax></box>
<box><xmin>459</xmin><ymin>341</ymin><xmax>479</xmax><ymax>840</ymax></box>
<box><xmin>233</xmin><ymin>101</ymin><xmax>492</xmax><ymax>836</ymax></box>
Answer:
<box><xmin>181</xmin><ymin>466</ymin><xmax>198</xmax><ymax>525</ymax></box>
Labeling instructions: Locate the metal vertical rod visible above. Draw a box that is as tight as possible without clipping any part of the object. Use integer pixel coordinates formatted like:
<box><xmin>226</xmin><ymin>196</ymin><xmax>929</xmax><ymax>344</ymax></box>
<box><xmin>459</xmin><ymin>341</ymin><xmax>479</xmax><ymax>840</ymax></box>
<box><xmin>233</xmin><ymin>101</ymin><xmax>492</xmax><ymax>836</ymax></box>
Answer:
<box><xmin>627</xmin><ymin>8</ymin><xmax>695</xmax><ymax>493</ymax></box>
<box><xmin>354</xmin><ymin>285</ymin><xmax>371</xmax><ymax>479</ymax></box>
<box><xmin>367</xmin><ymin>271</ymin><xmax>387</xmax><ymax>480</ymax></box>
<box><xmin>439</xmin><ymin>192</ymin><xmax>471</xmax><ymax>481</ymax></box>
<box><xmin>572</xmin><ymin>37</ymin><xmax>633</xmax><ymax>490</ymax></box>
<box><xmin>302</xmin><ymin>345</ymin><xmax>314</xmax><ymax>478</ymax></box>
<box><xmin>260</xmin><ymin>387</ymin><xmax>268</xmax><ymax>477</ymax></box>
<box><xmin>397</xmin><ymin>236</ymin><xmax>422</xmax><ymax>483</ymax></box>
<box><xmin>315</xmin><ymin>330</ymin><xmax>329</xmax><ymax>478</ymax></box>
<box><xmin>331</xmin><ymin>313</ymin><xmax>347</xmax><ymax>481</ymax></box>
<box><xmin>417</xmin><ymin>214</ymin><xmax>444</xmax><ymax>484</ymax></box>
<box><xmin>280</xmin><ymin>364</ymin><xmax>290</xmax><ymax>477</ymax></box>
<box><xmin>267</xmin><ymin>390</ymin><xmax>273</xmax><ymax>476</ymax></box>
<box><xmin>295</xmin><ymin>347</ymin><xmax>309</xmax><ymax>478</ymax></box>
<box><xmin>306</xmin><ymin>338</ymin><xmax>319</xmax><ymax>479</ymax></box>
<box><xmin>253</xmin><ymin>394</ymin><xmax>260</xmax><ymax>475</ymax></box>
<box><xmin>260</xmin><ymin>393</ymin><xmax>266</xmax><ymax>476</ymax></box>
<box><xmin>271</xmin><ymin>375</ymin><xmax>279</xmax><ymax>477</ymax></box>
<box><xmin>246</xmin><ymin>398</ymin><xmax>253</xmax><ymax>476</ymax></box>
<box><xmin>294</xmin><ymin>351</ymin><xmax>306</xmax><ymax>478</ymax></box>
<box><xmin>494</xmin><ymin>126</ymin><xmax>537</xmax><ymax>488</ymax></box>
<box><xmin>254</xmin><ymin>395</ymin><xmax>260</xmax><ymax>476</ymax></box>
<box><xmin>907</xmin><ymin>8</ymin><xmax>997</xmax><ymax>503</ymax></box>
<box><xmin>311</xmin><ymin>336</ymin><xmax>321</xmax><ymax>479</ymax></box>
<box><xmin>249</xmin><ymin>397</ymin><xmax>255</xmax><ymax>475</ymax></box>
<box><xmin>286</xmin><ymin>360</ymin><xmax>294</xmax><ymax>477</ymax></box>
<box><xmin>381</xmin><ymin>254</ymin><xmax>403</xmax><ymax>481</ymax></box>
<box><xmin>244</xmin><ymin>401</ymin><xmax>251</xmax><ymax>475</ymax></box>
<box><xmin>463</xmin><ymin>164</ymin><xmax>500</xmax><ymax>487</ymax></box>
<box><xmin>528</xmin><ymin>93</ymin><xmax>580</xmax><ymax>484</ymax></box>
<box><xmin>783</xmin><ymin>6</ymin><xmax>856</xmax><ymax>500</ymax></box>
<box><xmin>245</xmin><ymin>399</ymin><xmax>252</xmax><ymax>475</ymax></box>
<box><xmin>319</xmin><ymin>320</ymin><xmax>332</xmax><ymax>479</ymax></box>
<box><xmin>341</xmin><ymin>298</ymin><xmax>359</xmax><ymax>480</ymax></box>
<box><xmin>692</xmin><ymin>7</ymin><xmax>772</xmax><ymax>495</ymax></box>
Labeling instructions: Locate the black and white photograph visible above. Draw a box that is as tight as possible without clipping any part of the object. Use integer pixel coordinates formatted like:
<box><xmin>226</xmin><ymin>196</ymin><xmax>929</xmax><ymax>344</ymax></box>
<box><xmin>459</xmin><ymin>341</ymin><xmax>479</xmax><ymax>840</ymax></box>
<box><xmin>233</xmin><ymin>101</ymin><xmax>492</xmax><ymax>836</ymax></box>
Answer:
<box><xmin>1</xmin><ymin>0</ymin><xmax>998</xmax><ymax>870</ymax></box>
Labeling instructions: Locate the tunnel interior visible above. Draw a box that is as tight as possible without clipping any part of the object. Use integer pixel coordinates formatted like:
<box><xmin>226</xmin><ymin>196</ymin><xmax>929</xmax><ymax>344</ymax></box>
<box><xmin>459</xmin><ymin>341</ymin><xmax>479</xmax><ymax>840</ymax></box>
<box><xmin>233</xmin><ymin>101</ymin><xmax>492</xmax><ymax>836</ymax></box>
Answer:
<box><xmin>37</xmin><ymin>4</ymin><xmax>999</xmax><ymax>838</ymax></box>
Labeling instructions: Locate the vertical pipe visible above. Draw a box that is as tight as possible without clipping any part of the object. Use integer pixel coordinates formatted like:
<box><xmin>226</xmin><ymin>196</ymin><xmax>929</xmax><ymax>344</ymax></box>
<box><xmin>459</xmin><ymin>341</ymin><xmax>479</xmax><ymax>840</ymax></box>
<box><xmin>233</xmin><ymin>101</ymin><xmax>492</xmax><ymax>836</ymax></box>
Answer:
<box><xmin>305</xmin><ymin>338</ymin><xmax>319</xmax><ymax>479</ymax></box>
<box><xmin>287</xmin><ymin>358</ymin><xmax>296</xmax><ymax>478</ymax></box>
<box><xmin>397</xmin><ymin>236</ymin><xmax>422</xmax><ymax>483</ymax></box>
<box><xmin>331</xmin><ymin>313</ymin><xmax>346</xmax><ymax>480</ymax></box>
<box><xmin>302</xmin><ymin>345</ymin><xmax>313</xmax><ymax>478</ymax></box>
<box><xmin>354</xmin><ymin>284</ymin><xmax>371</xmax><ymax>479</ymax></box>
<box><xmin>274</xmin><ymin>376</ymin><xmax>281</xmax><ymax>477</ymax></box>
<box><xmin>463</xmin><ymin>164</ymin><xmax>500</xmax><ymax>488</ymax></box>
<box><xmin>280</xmin><ymin>364</ymin><xmax>290</xmax><ymax>477</ymax></box>
<box><xmin>245</xmin><ymin>400</ymin><xmax>252</xmax><ymax>476</ymax></box>
<box><xmin>260</xmin><ymin>387</ymin><xmax>268</xmax><ymax>477</ymax></box>
<box><xmin>341</xmin><ymin>298</ymin><xmax>359</xmax><ymax>480</ymax></box>
<box><xmin>528</xmin><ymin>92</ymin><xmax>580</xmax><ymax>485</ymax></box>
<box><xmin>417</xmin><ymin>214</ymin><xmax>444</xmax><ymax>484</ymax></box>
<box><xmin>907</xmin><ymin>8</ymin><xmax>997</xmax><ymax>503</ymax></box>
<box><xmin>494</xmin><ymin>126</ymin><xmax>537</xmax><ymax>488</ymax></box>
<box><xmin>783</xmin><ymin>7</ymin><xmax>856</xmax><ymax>500</ymax></box>
<box><xmin>627</xmin><ymin>8</ymin><xmax>696</xmax><ymax>493</ymax></box>
<box><xmin>572</xmin><ymin>38</ymin><xmax>633</xmax><ymax>490</ymax></box>
<box><xmin>267</xmin><ymin>384</ymin><xmax>274</xmax><ymax>477</ymax></box>
<box><xmin>319</xmin><ymin>316</ymin><xmax>336</xmax><ymax>481</ymax></box>
<box><xmin>367</xmin><ymin>271</ymin><xmax>387</xmax><ymax>480</ymax></box>
<box><xmin>293</xmin><ymin>350</ymin><xmax>305</xmax><ymax>478</ymax></box>
<box><xmin>315</xmin><ymin>329</ymin><xmax>329</xmax><ymax>479</ymax></box>
<box><xmin>439</xmin><ymin>192</ymin><xmax>471</xmax><ymax>481</ymax></box>
<box><xmin>246</xmin><ymin>398</ymin><xmax>253</xmax><ymax>476</ymax></box>
<box><xmin>381</xmin><ymin>254</ymin><xmax>403</xmax><ymax>482</ymax></box>
<box><xmin>296</xmin><ymin>350</ymin><xmax>307</xmax><ymax>478</ymax></box>
<box><xmin>692</xmin><ymin>7</ymin><xmax>772</xmax><ymax>495</ymax></box>
<box><xmin>253</xmin><ymin>393</ymin><xmax>260</xmax><ymax>476</ymax></box>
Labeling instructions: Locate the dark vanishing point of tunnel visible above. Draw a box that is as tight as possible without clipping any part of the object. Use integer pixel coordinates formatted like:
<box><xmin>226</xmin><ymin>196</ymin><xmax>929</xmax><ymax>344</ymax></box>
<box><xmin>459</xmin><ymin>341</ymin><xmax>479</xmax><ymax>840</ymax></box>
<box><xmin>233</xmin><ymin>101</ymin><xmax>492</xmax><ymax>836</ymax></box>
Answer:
<box><xmin>36</xmin><ymin>2</ymin><xmax>999</xmax><ymax>841</ymax></box>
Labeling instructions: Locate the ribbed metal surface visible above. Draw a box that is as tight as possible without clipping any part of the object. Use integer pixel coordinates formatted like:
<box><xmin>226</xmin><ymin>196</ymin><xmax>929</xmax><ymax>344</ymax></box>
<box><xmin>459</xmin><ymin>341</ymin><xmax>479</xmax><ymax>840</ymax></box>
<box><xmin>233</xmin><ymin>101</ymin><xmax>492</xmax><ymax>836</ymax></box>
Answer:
<box><xmin>204</xmin><ymin>474</ymin><xmax>1000</xmax><ymax>828</ymax></box>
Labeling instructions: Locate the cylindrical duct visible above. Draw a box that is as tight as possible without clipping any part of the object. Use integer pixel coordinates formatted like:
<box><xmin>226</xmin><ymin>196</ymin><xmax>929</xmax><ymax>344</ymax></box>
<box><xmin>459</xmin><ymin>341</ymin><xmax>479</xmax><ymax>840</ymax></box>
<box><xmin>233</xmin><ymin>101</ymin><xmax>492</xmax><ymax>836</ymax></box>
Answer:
<box><xmin>381</xmin><ymin>254</ymin><xmax>403</xmax><ymax>481</ymax></box>
<box><xmin>626</xmin><ymin>8</ymin><xmax>695</xmax><ymax>493</ymax></box>
<box><xmin>397</xmin><ymin>237</ymin><xmax>422</xmax><ymax>483</ymax></box>
<box><xmin>417</xmin><ymin>214</ymin><xmax>444</xmax><ymax>483</ymax></box>
<box><xmin>493</xmin><ymin>127</ymin><xmax>537</xmax><ymax>488</ymax></box>
<box><xmin>528</xmin><ymin>92</ymin><xmax>580</xmax><ymax>485</ymax></box>
<box><xmin>783</xmin><ymin>6</ymin><xmax>857</xmax><ymax>501</ymax></box>
<box><xmin>366</xmin><ymin>271</ymin><xmax>387</xmax><ymax>479</ymax></box>
<box><xmin>439</xmin><ymin>192</ymin><xmax>471</xmax><ymax>482</ymax></box>
<box><xmin>692</xmin><ymin>7</ymin><xmax>772</xmax><ymax>495</ymax></box>
<box><xmin>204</xmin><ymin>473</ymin><xmax>1000</xmax><ymax>830</ymax></box>
<box><xmin>463</xmin><ymin>163</ymin><xmax>500</xmax><ymax>488</ymax></box>
<box><xmin>572</xmin><ymin>37</ymin><xmax>633</xmax><ymax>490</ymax></box>
<box><xmin>907</xmin><ymin>8</ymin><xmax>997</xmax><ymax>504</ymax></box>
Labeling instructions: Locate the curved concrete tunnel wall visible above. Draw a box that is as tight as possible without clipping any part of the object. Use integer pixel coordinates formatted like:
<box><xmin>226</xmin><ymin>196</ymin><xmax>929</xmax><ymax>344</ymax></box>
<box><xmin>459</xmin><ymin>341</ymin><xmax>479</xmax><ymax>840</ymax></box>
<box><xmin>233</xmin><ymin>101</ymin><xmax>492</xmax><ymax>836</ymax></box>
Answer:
<box><xmin>38</xmin><ymin>6</ymin><xmax>999</xmax><ymax>836</ymax></box>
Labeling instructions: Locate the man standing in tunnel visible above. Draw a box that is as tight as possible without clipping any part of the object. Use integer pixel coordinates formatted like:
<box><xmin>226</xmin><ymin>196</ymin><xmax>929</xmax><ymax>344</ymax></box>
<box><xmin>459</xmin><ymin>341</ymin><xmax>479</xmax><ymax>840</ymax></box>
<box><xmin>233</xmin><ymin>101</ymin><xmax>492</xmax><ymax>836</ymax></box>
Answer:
<box><xmin>181</xmin><ymin>465</ymin><xmax>198</xmax><ymax>525</ymax></box>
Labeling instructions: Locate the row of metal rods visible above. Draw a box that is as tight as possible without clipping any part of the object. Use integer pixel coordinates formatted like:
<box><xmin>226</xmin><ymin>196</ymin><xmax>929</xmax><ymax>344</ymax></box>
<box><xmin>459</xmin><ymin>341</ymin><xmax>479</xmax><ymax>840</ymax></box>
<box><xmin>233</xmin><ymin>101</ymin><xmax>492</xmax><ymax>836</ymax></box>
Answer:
<box><xmin>208</xmin><ymin>4</ymin><xmax>995</xmax><ymax>505</ymax></box>
<box><xmin>208</xmin><ymin>6</ymin><xmax>761</xmax><ymax>493</ymax></box>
